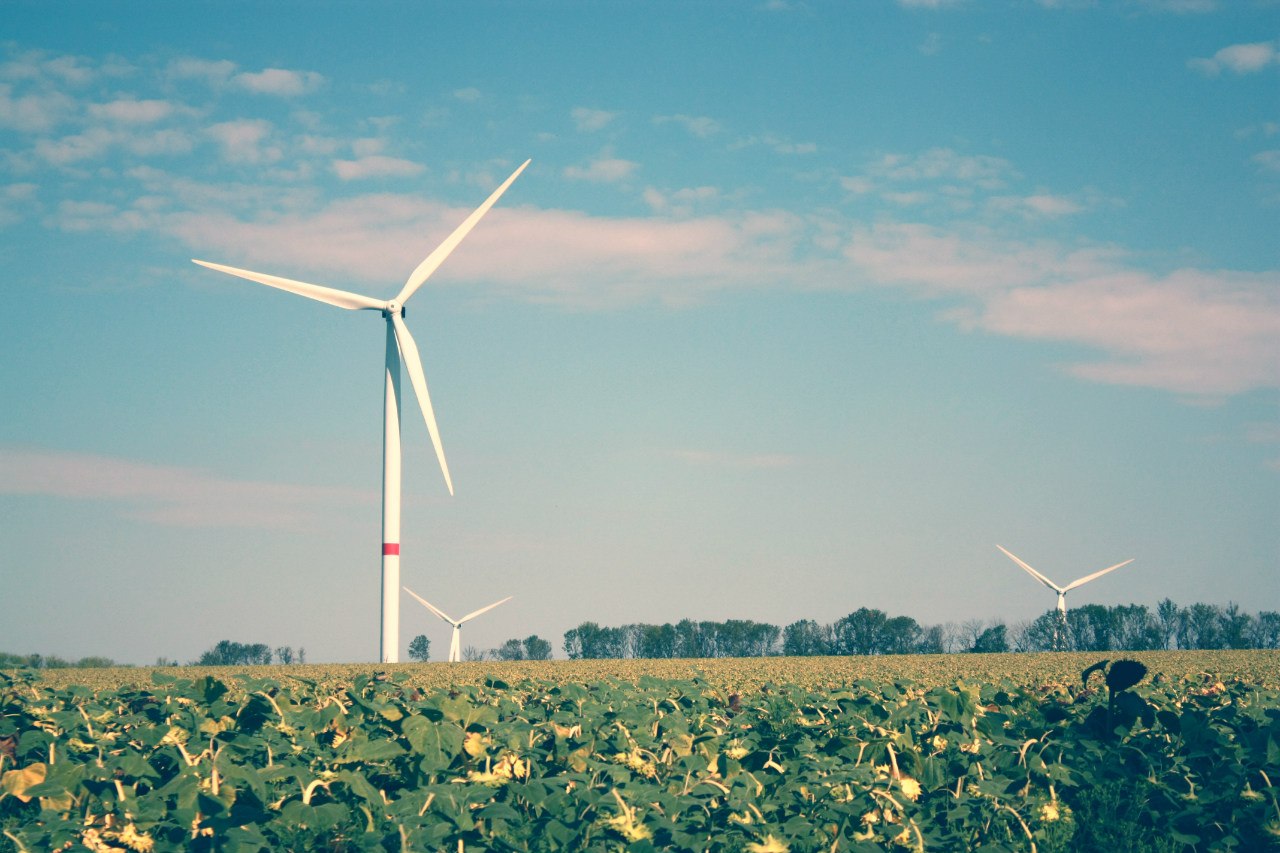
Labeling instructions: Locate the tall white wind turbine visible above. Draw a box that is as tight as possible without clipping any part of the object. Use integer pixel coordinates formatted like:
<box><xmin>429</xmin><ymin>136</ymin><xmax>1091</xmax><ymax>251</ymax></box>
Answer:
<box><xmin>996</xmin><ymin>544</ymin><xmax>1134</xmax><ymax>648</ymax></box>
<box><xmin>192</xmin><ymin>160</ymin><xmax>530</xmax><ymax>664</ymax></box>
<box><xmin>403</xmin><ymin>586</ymin><xmax>512</xmax><ymax>662</ymax></box>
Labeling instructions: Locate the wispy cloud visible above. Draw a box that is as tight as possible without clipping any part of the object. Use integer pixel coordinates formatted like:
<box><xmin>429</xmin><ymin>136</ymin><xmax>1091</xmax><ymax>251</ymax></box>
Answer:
<box><xmin>98</xmin><ymin>164</ymin><xmax>1275</xmax><ymax>398</ymax></box>
<box><xmin>847</xmin><ymin>221</ymin><xmax>1280</xmax><ymax>397</ymax></box>
<box><xmin>165</xmin><ymin>57</ymin><xmax>325</xmax><ymax>95</ymax></box>
<box><xmin>0</xmin><ymin>448</ymin><xmax>371</xmax><ymax>529</ymax></box>
<box><xmin>733</xmin><ymin>133</ymin><xmax>817</xmax><ymax>155</ymax></box>
<box><xmin>206</xmin><ymin>119</ymin><xmax>281</xmax><ymax>165</ymax></box>
<box><xmin>654</xmin><ymin>114</ymin><xmax>721</xmax><ymax>138</ymax></box>
<box><xmin>234</xmin><ymin>67</ymin><xmax>325</xmax><ymax>96</ymax></box>
<box><xmin>571</xmin><ymin>107</ymin><xmax>618</xmax><ymax>132</ymax></box>
<box><xmin>643</xmin><ymin>185</ymin><xmax>720</xmax><ymax>215</ymax></box>
<box><xmin>87</xmin><ymin>98</ymin><xmax>176</xmax><ymax>124</ymax></box>
<box><xmin>332</xmin><ymin>155</ymin><xmax>425</xmax><ymax>181</ymax></box>
<box><xmin>871</xmin><ymin>148</ymin><xmax>1013</xmax><ymax>186</ymax></box>
<box><xmin>0</xmin><ymin>182</ymin><xmax>38</xmax><ymax>227</ymax></box>
<box><xmin>1189</xmin><ymin>41</ymin><xmax>1279</xmax><ymax>76</ymax></box>
<box><xmin>167</xmin><ymin>57</ymin><xmax>236</xmax><ymax>86</ymax></box>
<box><xmin>0</xmin><ymin>83</ymin><xmax>76</xmax><ymax>132</ymax></box>
<box><xmin>564</xmin><ymin>157</ymin><xmax>638</xmax><ymax>183</ymax></box>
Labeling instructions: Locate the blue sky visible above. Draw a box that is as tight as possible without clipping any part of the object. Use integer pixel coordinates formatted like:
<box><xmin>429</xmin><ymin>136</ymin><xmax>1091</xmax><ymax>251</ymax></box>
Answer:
<box><xmin>1</xmin><ymin>0</ymin><xmax>1277</xmax><ymax>664</ymax></box>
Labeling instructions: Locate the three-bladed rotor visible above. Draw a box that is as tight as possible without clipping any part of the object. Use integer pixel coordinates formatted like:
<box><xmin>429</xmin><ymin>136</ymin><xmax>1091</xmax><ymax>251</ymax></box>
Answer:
<box><xmin>191</xmin><ymin>158</ymin><xmax>530</xmax><ymax>496</ymax></box>
<box><xmin>997</xmin><ymin>544</ymin><xmax>1134</xmax><ymax>616</ymax></box>
<box><xmin>403</xmin><ymin>586</ymin><xmax>513</xmax><ymax>662</ymax></box>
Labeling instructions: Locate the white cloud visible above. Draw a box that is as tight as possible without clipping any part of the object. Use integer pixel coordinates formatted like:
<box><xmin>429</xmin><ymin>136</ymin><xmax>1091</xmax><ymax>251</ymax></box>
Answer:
<box><xmin>234</xmin><ymin>67</ymin><xmax>325</xmax><ymax>96</ymax></box>
<box><xmin>988</xmin><ymin>193</ymin><xmax>1084</xmax><ymax>217</ymax></box>
<box><xmin>0</xmin><ymin>448</ymin><xmax>370</xmax><ymax>530</ymax></box>
<box><xmin>155</xmin><ymin>191</ymin><xmax>822</xmax><ymax>311</ymax></box>
<box><xmin>206</xmin><ymin>119</ymin><xmax>281</xmax><ymax>164</ymax></box>
<box><xmin>87</xmin><ymin>98</ymin><xmax>174</xmax><ymax>124</ymax></box>
<box><xmin>871</xmin><ymin>148</ymin><xmax>1013</xmax><ymax>186</ymax></box>
<box><xmin>846</xmin><ymin>221</ymin><xmax>1280</xmax><ymax>397</ymax></box>
<box><xmin>167</xmin><ymin>57</ymin><xmax>236</xmax><ymax>86</ymax></box>
<box><xmin>52</xmin><ymin>154</ymin><xmax>1280</xmax><ymax>401</ymax></box>
<box><xmin>332</xmin><ymin>155</ymin><xmax>425</xmax><ymax>181</ymax></box>
<box><xmin>644</xmin><ymin>185</ymin><xmax>720</xmax><ymax>215</ymax></box>
<box><xmin>919</xmin><ymin>33</ymin><xmax>944</xmax><ymax>55</ymax></box>
<box><xmin>654</xmin><ymin>114</ymin><xmax>721</xmax><ymax>138</ymax></box>
<box><xmin>883</xmin><ymin>190</ymin><xmax>932</xmax><ymax>207</ymax></box>
<box><xmin>977</xmin><ymin>270</ymin><xmax>1280</xmax><ymax>396</ymax></box>
<box><xmin>124</xmin><ymin>127</ymin><xmax>195</xmax><ymax>157</ymax></box>
<box><xmin>840</xmin><ymin>176</ymin><xmax>875</xmax><ymax>195</ymax></box>
<box><xmin>571</xmin><ymin>107</ymin><xmax>618</xmax><ymax>132</ymax></box>
<box><xmin>34</xmin><ymin>127</ymin><xmax>116</xmax><ymax>165</ymax></box>
<box><xmin>1189</xmin><ymin>41</ymin><xmax>1278</xmax><ymax>76</ymax></box>
<box><xmin>897</xmin><ymin>0</ymin><xmax>964</xmax><ymax>7</ymax></box>
<box><xmin>736</xmin><ymin>134</ymin><xmax>817</xmax><ymax>155</ymax></box>
<box><xmin>1252</xmin><ymin>150</ymin><xmax>1280</xmax><ymax>173</ymax></box>
<box><xmin>0</xmin><ymin>83</ymin><xmax>75</xmax><ymax>132</ymax></box>
<box><xmin>564</xmin><ymin>157</ymin><xmax>638</xmax><ymax>182</ymax></box>
<box><xmin>0</xmin><ymin>182</ymin><xmax>38</xmax><ymax>227</ymax></box>
<box><xmin>50</xmin><ymin>199</ymin><xmax>144</xmax><ymax>232</ymax></box>
<box><xmin>453</xmin><ymin>87</ymin><xmax>482</xmax><ymax>102</ymax></box>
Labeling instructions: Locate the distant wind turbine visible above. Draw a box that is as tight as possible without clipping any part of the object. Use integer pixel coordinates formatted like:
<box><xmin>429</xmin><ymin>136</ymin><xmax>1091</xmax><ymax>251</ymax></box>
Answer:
<box><xmin>996</xmin><ymin>544</ymin><xmax>1134</xmax><ymax>649</ymax></box>
<box><xmin>191</xmin><ymin>159</ymin><xmax>530</xmax><ymax>663</ymax></box>
<box><xmin>403</xmin><ymin>586</ymin><xmax>512</xmax><ymax>662</ymax></box>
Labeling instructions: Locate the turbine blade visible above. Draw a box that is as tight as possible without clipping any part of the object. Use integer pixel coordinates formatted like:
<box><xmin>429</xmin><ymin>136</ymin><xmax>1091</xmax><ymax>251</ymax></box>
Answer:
<box><xmin>459</xmin><ymin>595</ymin><xmax>512</xmax><ymax>624</ymax></box>
<box><xmin>390</xmin><ymin>314</ymin><xmax>453</xmax><ymax>496</ymax></box>
<box><xmin>996</xmin><ymin>545</ymin><xmax>1064</xmax><ymax>593</ymax></box>
<box><xmin>403</xmin><ymin>586</ymin><xmax>455</xmax><ymax>625</ymax></box>
<box><xmin>395</xmin><ymin>159</ymin><xmax>531</xmax><ymax>305</ymax></box>
<box><xmin>1063</xmin><ymin>558</ymin><xmax>1134</xmax><ymax>592</ymax></box>
<box><xmin>192</xmin><ymin>260</ymin><xmax>385</xmax><ymax>311</ymax></box>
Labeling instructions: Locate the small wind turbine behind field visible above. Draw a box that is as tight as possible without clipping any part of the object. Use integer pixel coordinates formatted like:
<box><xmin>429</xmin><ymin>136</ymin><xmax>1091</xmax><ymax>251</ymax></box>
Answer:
<box><xmin>997</xmin><ymin>544</ymin><xmax>1134</xmax><ymax>649</ymax></box>
<box><xmin>191</xmin><ymin>160</ymin><xmax>530</xmax><ymax>663</ymax></box>
<box><xmin>403</xmin><ymin>586</ymin><xmax>512</xmax><ymax>662</ymax></box>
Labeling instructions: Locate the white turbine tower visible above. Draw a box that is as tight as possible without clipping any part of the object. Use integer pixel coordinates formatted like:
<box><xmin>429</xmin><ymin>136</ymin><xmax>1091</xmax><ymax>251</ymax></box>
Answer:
<box><xmin>403</xmin><ymin>586</ymin><xmax>512</xmax><ymax>662</ymax></box>
<box><xmin>997</xmin><ymin>544</ymin><xmax>1134</xmax><ymax>649</ymax></box>
<box><xmin>192</xmin><ymin>159</ymin><xmax>530</xmax><ymax>664</ymax></box>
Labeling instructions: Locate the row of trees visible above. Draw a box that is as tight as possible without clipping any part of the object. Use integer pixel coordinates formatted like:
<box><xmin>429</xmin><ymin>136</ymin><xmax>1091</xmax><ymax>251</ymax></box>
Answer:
<box><xmin>407</xmin><ymin>634</ymin><xmax>555</xmax><ymax>662</ymax></box>
<box><xmin>0</xmin><ymin>652</ymin><xmax>121</xmax><ymax>669</ymax></box>
<box><xmin>192</xmin><ymin>641</ymin><xmax>306</xmax><ymax>666</ymax></box>
<box><xmin>561</xmin><ymin>600</ymin><xmax>1280</xmax><ymax>659</ymax></box>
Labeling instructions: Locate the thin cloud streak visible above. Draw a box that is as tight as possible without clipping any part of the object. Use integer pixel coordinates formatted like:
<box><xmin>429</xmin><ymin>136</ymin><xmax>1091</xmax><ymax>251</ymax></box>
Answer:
<box><xmin>152</xmin><ymin>190</ymin><xmax>1280</xmax><ymax>397</ymax></box>
<box><xmin>0</xmin><ymin>448</ymin><xmax>373</xmax><ymax>530</ymax></box>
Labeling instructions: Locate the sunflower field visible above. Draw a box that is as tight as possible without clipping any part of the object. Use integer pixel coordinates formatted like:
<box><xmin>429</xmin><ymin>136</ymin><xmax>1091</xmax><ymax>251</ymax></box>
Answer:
<box><xmin>2</xmin><ymin>651</ymin><xmax>1277</xmax><ymax>851</ymax></box>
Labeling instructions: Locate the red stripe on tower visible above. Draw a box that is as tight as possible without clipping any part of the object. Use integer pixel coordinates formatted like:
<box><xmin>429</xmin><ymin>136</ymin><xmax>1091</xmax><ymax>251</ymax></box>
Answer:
<box><xmin>383</xmin><ymin>543</ymin><xmax>400</xmax><ymax>556</ymax></box>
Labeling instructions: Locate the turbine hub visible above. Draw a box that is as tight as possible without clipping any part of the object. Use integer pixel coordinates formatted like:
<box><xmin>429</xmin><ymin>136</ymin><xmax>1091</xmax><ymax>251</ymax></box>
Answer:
<box><xmin>384</xmin><ymin>301</ymin><xmax>403</xmax><ymax>318</ymax></box>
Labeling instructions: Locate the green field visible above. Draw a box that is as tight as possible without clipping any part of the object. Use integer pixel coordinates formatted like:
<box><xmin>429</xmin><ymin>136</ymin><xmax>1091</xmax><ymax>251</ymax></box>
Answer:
<box><xmin>4</xmin><ymin>651</ymin><xmax>1278</xmax><ymax>851</ymax></box>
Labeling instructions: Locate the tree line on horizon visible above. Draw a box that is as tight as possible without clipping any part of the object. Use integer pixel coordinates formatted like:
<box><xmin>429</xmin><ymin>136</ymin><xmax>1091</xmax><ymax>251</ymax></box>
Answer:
<box><xmin>5</xmin><ymin>599</ymin><xmax>1277</xmax><ymax>669</ymax></box>
<box><xmin>560</xmin><ymin>599</ymin><xmax>1280</xmax><ymax>659</ymax></box>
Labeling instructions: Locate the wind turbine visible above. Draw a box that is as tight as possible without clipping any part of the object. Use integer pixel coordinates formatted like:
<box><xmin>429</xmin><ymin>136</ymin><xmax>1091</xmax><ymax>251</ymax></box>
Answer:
<box><xmin>191</xmin><ymin>159</ymin><xmax>530</xmax><ymax>664</ymax></box>
<box><xmin>996</xmin><ymin>545</ymin><xmax>1134</xmax><ymax>649</ymax></box>
<box><xmin>403</xmin><ymin>586</ymin><xmax>512</xmax><ymax>662</ymax></box>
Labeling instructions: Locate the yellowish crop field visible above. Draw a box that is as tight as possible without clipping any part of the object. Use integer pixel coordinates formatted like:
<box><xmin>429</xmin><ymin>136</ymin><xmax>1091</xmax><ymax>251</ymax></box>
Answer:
<box><xmin>28</xmin><ymin>648</ymin><xmax>1280</xmax><ymax>693</ymax></box>
<box><xmin>4</xmin><ymin>650</ymin><xmax>1278</xmax><ymax>851</ymax></box>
